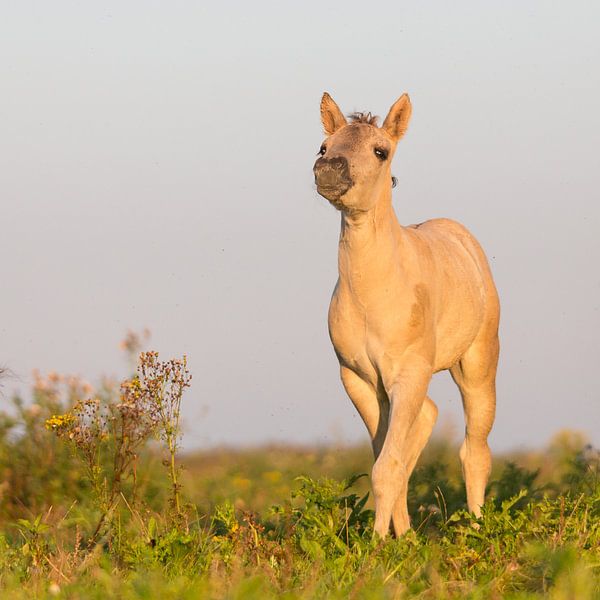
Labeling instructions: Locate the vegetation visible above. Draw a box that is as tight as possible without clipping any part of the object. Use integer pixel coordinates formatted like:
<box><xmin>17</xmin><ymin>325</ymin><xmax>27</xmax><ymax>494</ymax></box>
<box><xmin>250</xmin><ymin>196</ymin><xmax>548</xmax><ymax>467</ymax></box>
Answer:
<box><xmin>0</xmin><ymin>342</ymin><xmax>598</xmax><ymax>598</ymax></box>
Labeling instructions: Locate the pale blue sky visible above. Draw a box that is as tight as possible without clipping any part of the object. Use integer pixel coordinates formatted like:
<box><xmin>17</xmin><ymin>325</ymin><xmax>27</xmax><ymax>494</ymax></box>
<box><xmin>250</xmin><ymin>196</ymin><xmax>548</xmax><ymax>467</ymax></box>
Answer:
<box><xmin>2</xmin><ymin>1</ymin><xmax>599</xmax><ymax>451</ymax></box>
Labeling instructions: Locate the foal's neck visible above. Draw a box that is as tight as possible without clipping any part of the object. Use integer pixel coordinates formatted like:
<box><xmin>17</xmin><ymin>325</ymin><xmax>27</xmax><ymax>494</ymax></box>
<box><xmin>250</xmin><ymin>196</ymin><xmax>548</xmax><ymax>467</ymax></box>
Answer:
<box><xmin>337</xmin><ymin>190</ymin><xmax>403</xmax><ymax>282</ymax></box>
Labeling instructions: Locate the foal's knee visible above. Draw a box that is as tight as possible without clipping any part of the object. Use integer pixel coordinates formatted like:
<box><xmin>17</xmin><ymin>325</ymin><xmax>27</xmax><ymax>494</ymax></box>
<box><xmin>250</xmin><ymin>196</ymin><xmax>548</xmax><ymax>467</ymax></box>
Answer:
<box><xmin>372</xmin><ymin>451</ymin><xmax>407</xmax><ymax>500</ymax></box>
<box><xmin>460</xmin><ymin>437</ymin><xmax>491</xmax><ymax>477</ymax></box>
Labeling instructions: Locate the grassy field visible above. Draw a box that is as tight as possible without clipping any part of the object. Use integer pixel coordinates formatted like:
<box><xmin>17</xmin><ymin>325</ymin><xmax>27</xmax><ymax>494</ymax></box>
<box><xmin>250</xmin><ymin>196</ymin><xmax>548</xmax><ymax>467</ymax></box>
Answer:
<box><xmin>0</xmin><ymin>355</ymin><xmax>598</xmax><ymax>599</ymax></box>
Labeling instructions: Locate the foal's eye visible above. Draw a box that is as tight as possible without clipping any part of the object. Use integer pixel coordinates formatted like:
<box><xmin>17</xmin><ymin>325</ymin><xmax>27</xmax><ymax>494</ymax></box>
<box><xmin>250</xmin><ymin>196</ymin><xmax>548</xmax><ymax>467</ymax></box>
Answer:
<box><xmin>318</xmin><ymin>145</ymin><xmax>326</xmax><ymax>156</ymax></box>
<box><xmin>374</xmin><ymin>147</ymin><xmax>388</xmax><ymax>161</ymax></box>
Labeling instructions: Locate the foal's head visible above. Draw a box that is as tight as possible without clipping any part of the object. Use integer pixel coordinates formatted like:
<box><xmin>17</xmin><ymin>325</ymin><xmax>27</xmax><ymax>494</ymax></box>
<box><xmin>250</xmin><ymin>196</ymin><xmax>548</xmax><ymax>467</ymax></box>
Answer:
<box><xmin>313</xmin><ymin>93</ymin><xmax>412</xmax><ymax>213</ymax></box>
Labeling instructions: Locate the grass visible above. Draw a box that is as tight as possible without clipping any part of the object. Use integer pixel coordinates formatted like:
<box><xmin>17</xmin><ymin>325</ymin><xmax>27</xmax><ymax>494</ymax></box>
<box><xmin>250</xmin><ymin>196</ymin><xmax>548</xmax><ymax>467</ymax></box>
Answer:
<box><xmin>0</xmin><ymin>348</ymin><xmax>598</xmax><ymax>599</ymax></box>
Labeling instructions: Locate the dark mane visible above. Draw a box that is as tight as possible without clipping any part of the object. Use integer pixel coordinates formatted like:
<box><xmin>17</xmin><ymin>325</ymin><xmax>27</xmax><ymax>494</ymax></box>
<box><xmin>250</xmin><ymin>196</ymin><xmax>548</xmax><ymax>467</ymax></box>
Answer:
<box><xmin>348</xmin><ymin>112</ymin><xmax>379</xmax><ymax>126</ymax></box>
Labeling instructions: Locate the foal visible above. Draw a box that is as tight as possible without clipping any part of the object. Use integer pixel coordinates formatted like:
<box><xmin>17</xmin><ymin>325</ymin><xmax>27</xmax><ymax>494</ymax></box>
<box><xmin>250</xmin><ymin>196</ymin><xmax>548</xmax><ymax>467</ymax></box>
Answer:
<box><xmin>313</xmin><ymin>93</ymin><xmax>500</xmax><ymax>537</ymax></box>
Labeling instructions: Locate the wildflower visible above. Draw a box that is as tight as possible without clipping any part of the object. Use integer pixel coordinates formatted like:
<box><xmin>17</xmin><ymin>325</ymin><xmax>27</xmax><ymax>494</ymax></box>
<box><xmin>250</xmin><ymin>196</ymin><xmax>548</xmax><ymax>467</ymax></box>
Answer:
<box><xmin>45</xmin><ymin>413</ymin><xmax>75</xmax><ymax>431</ymax></box>
<box><xmin>47</xmin><ymin>371</ymin><xmax>61</xmax><ymax>383</ymax></box>
<box><xmin>262</xmin><ymin>470</ymin><xmax>282</xmax><ymax>484</ymax></box>
<box><xmin>33</xmin><ymin>370</ymin><xmax>48</xmax><ymax>391</ymax></box>
<box><xmin>27</xmin><ymin>404</ymin><xmax>42</xmax><ymax>418</ymax></box>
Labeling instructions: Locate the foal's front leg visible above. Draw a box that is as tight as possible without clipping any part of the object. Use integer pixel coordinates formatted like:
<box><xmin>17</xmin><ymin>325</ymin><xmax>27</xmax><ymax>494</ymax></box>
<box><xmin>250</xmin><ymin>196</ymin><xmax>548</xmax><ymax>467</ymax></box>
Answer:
<box><xmin>340</xmin><ymin>366</ymin><xmax>388</xmax><ymax>458</ymax></box>
<box><xmin>372</xmin><ymin>364</ymin><xmax>431</xmax><ymax>537</ymax></box>
<box><xmin>391</xmin><ymin>394</ymin><xmax>438</xmax><ymax>536</ymax></box>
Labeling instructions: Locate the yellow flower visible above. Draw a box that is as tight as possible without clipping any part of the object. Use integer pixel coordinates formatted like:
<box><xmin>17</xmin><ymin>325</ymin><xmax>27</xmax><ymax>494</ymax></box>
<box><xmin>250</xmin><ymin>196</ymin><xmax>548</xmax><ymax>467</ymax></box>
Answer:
<box><xmin>45</xmin><ymin>413</ymin><xmax>75</xmax><ymax>431</ymax></box>
<box><xmin>129</xmin><ymin>376</ymin><xmax>142</xmax><ymax>390</ymax></box>
<box><xmin>262</xmin><ymin>470</ymin><xmax>282</xmax><ymax>484</ymax></box>
<box><xmin>232</xmin><ymin>476</ymin><xmax>251</xmax><ymax>491</ymax></box>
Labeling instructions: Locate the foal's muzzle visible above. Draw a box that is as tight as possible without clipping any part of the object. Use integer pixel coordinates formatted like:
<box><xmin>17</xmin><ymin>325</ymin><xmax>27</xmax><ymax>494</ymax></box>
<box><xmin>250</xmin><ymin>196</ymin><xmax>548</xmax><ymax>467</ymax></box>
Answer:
<box><xmin>313</xmin><ymin>156</ymin><xmax>354</xmax><ymax>204</ymax></box>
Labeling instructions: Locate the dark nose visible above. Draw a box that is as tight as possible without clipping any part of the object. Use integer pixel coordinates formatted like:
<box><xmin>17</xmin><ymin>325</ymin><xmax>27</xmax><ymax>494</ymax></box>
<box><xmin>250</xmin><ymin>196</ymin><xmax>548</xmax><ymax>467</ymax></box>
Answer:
<box><xmin>313</xmin><ymin>156</ymin><xmax>353</xmax><ymax>200</ymax></box>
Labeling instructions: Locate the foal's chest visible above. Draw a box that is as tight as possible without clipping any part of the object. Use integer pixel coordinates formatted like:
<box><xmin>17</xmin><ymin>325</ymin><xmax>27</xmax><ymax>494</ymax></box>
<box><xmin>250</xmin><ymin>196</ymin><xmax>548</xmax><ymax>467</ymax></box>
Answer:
<box><xmin>328</xmin><ymin>293</ymin><xmax>368</xmax><ymax>368</ymax></box>
<box><xmin>328</xmin><ymin>281</ymin><xmax>423</xmax><ymax>379</ymax></box>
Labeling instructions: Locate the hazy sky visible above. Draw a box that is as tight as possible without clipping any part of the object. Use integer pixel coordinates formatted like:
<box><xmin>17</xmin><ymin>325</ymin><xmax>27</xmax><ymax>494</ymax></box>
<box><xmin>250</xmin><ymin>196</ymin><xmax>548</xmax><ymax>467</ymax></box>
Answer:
<box><xmin>2</xmin><ymin>1</ymin><xmax>599</xmax><ymax>452</ymax></box>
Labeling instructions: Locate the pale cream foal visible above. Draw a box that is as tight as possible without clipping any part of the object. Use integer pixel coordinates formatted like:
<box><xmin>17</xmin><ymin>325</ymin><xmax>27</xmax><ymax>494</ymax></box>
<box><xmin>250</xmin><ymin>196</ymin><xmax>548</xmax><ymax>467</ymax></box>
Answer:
<box><xmin>313</xmin><ymin>93</ymin><xmax>500</xmax><ymax>537</ymax></box>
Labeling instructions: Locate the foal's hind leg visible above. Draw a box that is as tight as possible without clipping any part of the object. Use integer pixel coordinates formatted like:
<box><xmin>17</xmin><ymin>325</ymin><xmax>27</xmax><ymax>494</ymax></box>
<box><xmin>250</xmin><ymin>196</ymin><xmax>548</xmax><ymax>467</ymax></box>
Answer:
<box><xmin>450</xmin><ymin>335</ymin><xmax>499</xmax><ymax>517</ymax></box>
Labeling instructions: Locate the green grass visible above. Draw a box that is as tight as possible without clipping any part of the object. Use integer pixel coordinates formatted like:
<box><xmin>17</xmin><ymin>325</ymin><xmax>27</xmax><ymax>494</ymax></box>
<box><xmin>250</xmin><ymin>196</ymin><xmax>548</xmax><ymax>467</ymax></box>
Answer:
<box><xmin>0</xmin><ymin>365</ymin><xmax>598</xmax><ymax>598</ymax></box>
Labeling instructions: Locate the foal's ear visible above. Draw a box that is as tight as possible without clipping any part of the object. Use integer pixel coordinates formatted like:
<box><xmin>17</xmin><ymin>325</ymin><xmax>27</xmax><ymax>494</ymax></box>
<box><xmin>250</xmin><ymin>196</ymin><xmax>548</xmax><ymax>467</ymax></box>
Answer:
<box><xmin>320</xmin><ymin>92</ymin><xmax>347</xmax><ymax>135</ymax></box>
<box><xmin>382</xmin><ymin>94</ymin><xmax>412</xmax><ymax>141</ymax></box>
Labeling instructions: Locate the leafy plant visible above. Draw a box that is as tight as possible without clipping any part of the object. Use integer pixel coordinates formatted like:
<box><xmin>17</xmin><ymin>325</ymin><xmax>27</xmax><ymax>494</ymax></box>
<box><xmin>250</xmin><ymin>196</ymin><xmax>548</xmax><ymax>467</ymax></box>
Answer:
<box><xmin>45</xmin><ymin>351</ymin><xmax>191</xmax><ymax>547</ymax></box>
